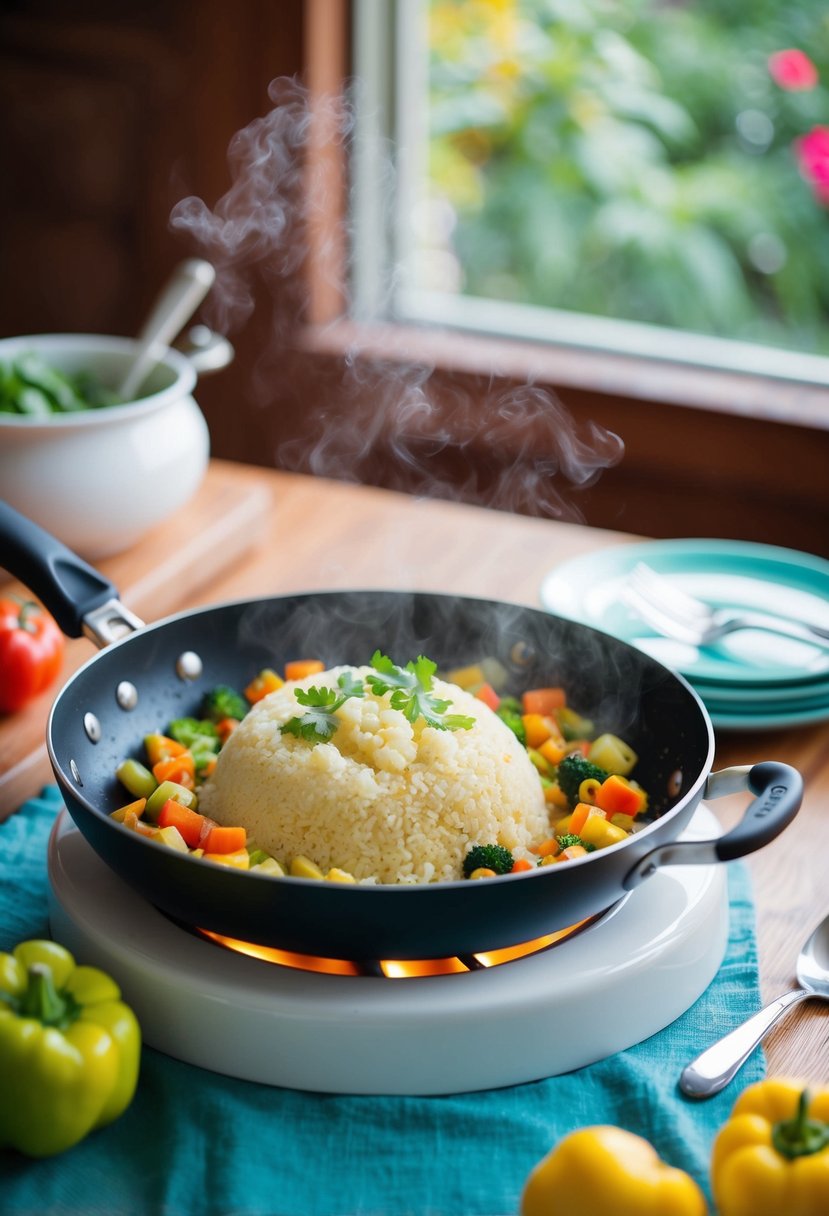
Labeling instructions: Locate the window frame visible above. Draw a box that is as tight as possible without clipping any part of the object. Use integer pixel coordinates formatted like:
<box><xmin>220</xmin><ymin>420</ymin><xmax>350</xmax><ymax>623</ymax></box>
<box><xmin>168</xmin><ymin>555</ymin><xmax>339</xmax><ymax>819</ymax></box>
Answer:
<box><xmin>329</xmin><ymin>0</ymin><xmax>829</xmax><ymax>432</ymax></box>
<box><xmin>298</xmin><ymin>0</ymin><xmax>829</xmax><ymax>558</ymax></box>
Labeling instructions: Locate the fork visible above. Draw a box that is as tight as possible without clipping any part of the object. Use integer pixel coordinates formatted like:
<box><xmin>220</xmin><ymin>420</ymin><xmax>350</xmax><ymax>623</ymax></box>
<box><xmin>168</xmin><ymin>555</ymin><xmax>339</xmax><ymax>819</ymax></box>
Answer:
<box><xmin>621</xmin><ymin>562</ymin><xmax>829</xmax><ymax>651</ymax></box>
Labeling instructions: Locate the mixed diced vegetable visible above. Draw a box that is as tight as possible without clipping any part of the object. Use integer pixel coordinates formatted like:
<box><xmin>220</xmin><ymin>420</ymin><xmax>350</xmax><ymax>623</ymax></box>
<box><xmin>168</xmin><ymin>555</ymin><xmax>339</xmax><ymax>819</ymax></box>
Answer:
<box><xmin>443</xmin><ymin>663</ymin><xmax>649</xmax><ymax>879</ymax></box>
<box><xmin>110</xmin><ymin>653</ymin><xmax>651</xmax><ymax>883</ymax></box>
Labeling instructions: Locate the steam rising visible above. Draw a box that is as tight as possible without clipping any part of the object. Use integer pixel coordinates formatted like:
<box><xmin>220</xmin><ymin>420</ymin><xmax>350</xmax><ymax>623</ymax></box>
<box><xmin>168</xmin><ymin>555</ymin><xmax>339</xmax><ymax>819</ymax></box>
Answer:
<box><xmin>170</xmin><ymin>77</ymin><xmax>623</xmax><ymax>520</ymax></box>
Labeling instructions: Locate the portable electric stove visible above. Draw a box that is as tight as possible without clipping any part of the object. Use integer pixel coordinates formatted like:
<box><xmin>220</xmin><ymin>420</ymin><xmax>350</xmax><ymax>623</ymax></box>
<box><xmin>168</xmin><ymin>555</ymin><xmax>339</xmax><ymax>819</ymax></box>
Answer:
<box><xmin>48</xmin><ymin>805</ymin><xmax>729</xmax><ymax>1095</ymax></box>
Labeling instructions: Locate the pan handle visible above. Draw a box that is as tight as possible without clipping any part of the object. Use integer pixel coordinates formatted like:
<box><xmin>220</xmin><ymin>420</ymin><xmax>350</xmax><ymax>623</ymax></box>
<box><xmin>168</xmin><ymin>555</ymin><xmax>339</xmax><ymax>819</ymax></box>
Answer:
<box><xmin>0</xmin><ymin>499</ymin><xmax>134</xmax><ymax>641</ymax></box>
<box><xmin>622</xmin><ymin>761</ymin><xmax>803</xmax><ymax>889</ymax></box>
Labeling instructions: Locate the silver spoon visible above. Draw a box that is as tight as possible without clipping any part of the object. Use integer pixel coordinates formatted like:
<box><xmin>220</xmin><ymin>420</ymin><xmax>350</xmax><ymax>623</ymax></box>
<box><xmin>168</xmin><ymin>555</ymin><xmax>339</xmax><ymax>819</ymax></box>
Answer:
<box><xmin>118</xmin><ymin>259</ymin><xmax>215</xmax><ymax>401</ymax></box>
<box><xmin>680</xmin><ymin>911</ymin><xmax>829</xmax><ymax>1099</ymax></box>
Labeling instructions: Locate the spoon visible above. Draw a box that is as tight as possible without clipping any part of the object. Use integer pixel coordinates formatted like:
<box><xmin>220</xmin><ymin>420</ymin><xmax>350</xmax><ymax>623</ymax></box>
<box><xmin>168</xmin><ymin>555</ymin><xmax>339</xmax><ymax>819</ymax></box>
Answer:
<box><xmin>680</xmin><ymin>911</ymin><xmax>829</xmax><ymax>1099</ymax></box>
<box><xmin>118</xmin><ymin>258</ymin><xmax>216</xmax><ymax>401</ymax></box>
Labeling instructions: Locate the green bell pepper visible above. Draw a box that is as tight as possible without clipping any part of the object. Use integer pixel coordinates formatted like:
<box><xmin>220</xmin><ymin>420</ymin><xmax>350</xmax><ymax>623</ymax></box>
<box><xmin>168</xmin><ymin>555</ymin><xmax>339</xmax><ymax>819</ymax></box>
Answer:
<box><xmin>0</xmin><ymin>938</ymin><xmax>141</xmax><ymax>1157</ymax></box>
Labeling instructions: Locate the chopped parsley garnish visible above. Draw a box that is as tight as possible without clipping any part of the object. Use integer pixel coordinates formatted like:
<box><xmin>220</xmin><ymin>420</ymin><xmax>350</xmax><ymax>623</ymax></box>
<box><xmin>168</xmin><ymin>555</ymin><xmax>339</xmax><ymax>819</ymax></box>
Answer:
<box><xmin>367</xmin><ymin>651</ymin><xmax>475</xmax><ymax>732</ymax></box>
<box><xmin>280</xmin><ymin>670</ymin><xmax>365</xmax><ymax>743</ymax></box>
<box><xmin>281</xmin><ymin>653</ymin><xmax>476</xmax><ymax>745</ymax></box>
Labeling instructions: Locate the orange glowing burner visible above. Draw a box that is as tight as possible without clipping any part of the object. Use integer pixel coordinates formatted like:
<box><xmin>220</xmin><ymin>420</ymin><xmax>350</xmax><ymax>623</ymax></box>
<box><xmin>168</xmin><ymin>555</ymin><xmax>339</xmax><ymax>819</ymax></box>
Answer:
<box><xmin>197</xmin><ymin>920</ymin><xmax>595</xmax><ymax>977</ymax></box>
<box><xmin>49</xmin><ymin>808</ymin><xmax>730</xmax><ymax>1095</ymax></box>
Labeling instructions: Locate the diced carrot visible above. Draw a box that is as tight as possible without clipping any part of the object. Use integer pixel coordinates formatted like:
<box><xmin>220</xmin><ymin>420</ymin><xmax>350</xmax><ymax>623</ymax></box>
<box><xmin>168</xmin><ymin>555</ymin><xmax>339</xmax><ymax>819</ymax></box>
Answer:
<box><xmin>202</xmin><ymin>755</ymin><xmax>218</xmax><ymax>778</ymax></box>
<box><xmin>110</xmin><ymin>797</ymin><xmax>147</xmax><ymax>823</ymax></box>
<box><xmin>152</xmin><ymin>752</ymin><xmax>196</xmax><ymax>788</ymax></box>
<box><xmin>568</xmin><ymin>802</ymin><xmax>593</xmax><ymax>836</ymax></box>
<box><xmin>544</xmin><ymin>783</ymin><xmax>569</xmax><ymax>809</ymax></box>
<box><xmin>560</xmin><ymin>844</ymin><xmax>589</xmax><ymax>861</ymax></box>
<box><xmin>522</xmin><ymin>713</ymin><xmax>556</xmax><ymax>749</ymax></box>
<box><xmin>144</xmin><ymin>733</ymin><xmax>187</xmax><ymax>766</ymax></box>
<box><xmin>284</xmin><ymin>659</ymin><xmax>325</xmax><ymax>681</ymax></box>
<box><xmin>566</xmin><ymin>739</ymin><xmax>591</xmax><ymax>758</ymax></box>
<box><xmin>122</xmin><ymin>810</ymin><xmax>156</xmax><ymax>838</ymax></box>
<box><xmin>511</xmin><ymin>857</ymin><xmax>534</xmax><ymax>873</ymax></box>
<box><xmin>202</xmin><ymin>824</ymin><xmax>247</xmax><ymax>854</ymax></box>
<box><xmin>534</xmin><ymin>838</ymin><xmax>561</xmax><ymax>858</ymax></box>
<box><xmin>244</xmin><ymin>668</ymin><xmax>284</xmax><ymax>703</ymax></box>
<box><xmin>474</xmin><ymin>682</ymin><xmax>501</xmax><ymax>712</ymax></box>
<box><xmin>522</xmin><ymin>687</ymin><xmax>567</xmax><ymax>716</ymax></box>
<box><xmin>157</xmin><ymin>799</ymin><xmax>206</xmax><ymax>848</ymax></box>
<box><xmin>595</xmin><ymin>774</ymin><xmax>647</xmax><ymax>818</ymax></box>
<box><xmin>216</xmin><ymin>717</ymin><xmax>239</xmax><ymax>744</ymax></box>
<box><xmin>539</xmin><ymin>736</ymin><xmax>567</xmax><ymax>766</ymax></box>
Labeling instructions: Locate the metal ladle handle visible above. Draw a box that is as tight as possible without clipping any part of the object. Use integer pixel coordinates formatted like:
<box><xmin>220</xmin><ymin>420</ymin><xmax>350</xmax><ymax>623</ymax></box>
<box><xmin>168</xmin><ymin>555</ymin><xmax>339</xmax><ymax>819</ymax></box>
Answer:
<box><xmin>679</xmin><ymin>986</ymin><xmax>812</xmax><ymax>1099</ymax></box>
<box><xmin>118</xmin><ymin>259</ymin><xmax>215</xmax><ymax>400</ymax></box>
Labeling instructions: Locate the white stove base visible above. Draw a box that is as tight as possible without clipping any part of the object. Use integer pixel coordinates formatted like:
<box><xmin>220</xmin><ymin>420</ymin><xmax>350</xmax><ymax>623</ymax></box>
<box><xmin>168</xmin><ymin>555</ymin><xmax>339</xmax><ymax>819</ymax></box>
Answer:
<box><xmin>48</xmin><ymin>807</ymin><xmax>728</xmax><ymax>1095</ymax></box>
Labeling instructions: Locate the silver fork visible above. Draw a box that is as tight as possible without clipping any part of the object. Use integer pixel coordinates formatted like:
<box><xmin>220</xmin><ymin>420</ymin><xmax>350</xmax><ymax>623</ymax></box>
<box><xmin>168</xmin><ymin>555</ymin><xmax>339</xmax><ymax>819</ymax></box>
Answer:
<box><xmin>621</xmin><ymin>562</ymin><xmax>829</xmax><ymax>651</ymax></box>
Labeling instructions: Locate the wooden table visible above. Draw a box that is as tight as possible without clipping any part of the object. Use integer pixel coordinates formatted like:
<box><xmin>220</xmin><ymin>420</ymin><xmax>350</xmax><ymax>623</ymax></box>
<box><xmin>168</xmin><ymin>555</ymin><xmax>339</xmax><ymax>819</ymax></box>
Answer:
<box><xmin>2</xmin><ymin>458</ymin><xmax>828</xmax><ymax>1083</ymax></box>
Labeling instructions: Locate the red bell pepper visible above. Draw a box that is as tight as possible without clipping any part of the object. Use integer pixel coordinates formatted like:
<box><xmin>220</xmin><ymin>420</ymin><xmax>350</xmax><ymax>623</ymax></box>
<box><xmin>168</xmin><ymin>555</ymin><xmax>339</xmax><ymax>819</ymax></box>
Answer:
<box><xmin>0</xmin><ymin>597</ymin><xmax>64</xmax><ymax>713</ymax></box>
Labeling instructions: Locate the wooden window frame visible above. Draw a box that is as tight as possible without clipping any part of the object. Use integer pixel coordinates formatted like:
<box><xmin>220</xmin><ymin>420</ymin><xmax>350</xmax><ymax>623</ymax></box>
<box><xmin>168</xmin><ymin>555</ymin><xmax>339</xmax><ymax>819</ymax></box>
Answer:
<box><xmin>290</xmin><ymin>0</ymin><xmax>829</xmax><ymax>555</ymax></box>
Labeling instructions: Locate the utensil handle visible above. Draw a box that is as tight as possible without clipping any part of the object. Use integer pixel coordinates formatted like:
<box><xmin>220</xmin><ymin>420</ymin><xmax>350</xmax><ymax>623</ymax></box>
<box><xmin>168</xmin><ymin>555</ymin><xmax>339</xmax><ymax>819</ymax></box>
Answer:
<box><xmin>0</xmin><ymin>499</ymin><xmax>116</xmax><ymax>637</ymax></box>
<box><xmin>119</xmin><ymin>259</ymin><xmax>215</xmax><ymax>400</ymax></box>
<box><xmin>679</xmin><ymin>987</ymin><xmax>811</xmax><ymax>1098</ymax></box>
<box><xmin>623</xmin><ymin>761</ymin><xmax>803</xmax><ymax>885</ymax></box>
<box><xmin>739</xmin><ymin>610</ymin><xmax>829</xmax><ymax>648</ymax></box>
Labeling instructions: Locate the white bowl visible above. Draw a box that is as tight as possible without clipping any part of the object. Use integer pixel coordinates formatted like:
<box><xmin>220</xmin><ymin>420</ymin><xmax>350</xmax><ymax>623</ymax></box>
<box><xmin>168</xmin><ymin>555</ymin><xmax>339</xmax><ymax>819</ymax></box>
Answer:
<box><xmin>0</xmin><ymin>333</ymin><xmax>212</xmax><ymax>559</ymax></box>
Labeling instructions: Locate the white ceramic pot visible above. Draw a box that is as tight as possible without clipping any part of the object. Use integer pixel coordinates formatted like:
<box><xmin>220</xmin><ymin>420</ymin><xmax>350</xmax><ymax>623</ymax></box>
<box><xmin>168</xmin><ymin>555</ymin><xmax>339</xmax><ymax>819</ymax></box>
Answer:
<box><xmin>0</xmin><ymin>333</ymin><xmax>222</xmax><ymax>559</ymax></box>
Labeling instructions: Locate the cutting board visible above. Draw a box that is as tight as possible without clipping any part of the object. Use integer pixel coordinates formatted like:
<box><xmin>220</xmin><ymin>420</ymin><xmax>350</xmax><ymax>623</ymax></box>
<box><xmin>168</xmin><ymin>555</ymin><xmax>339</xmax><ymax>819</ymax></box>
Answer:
<box><xmin>0</xmin><ymin>460</ymin><xmax>272</xmax><ymax>819</ymax></box>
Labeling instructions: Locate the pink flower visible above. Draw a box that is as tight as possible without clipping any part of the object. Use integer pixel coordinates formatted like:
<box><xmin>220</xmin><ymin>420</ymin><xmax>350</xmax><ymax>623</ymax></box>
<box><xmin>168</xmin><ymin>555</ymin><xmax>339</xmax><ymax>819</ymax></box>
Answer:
<box><xmin>794</xmin><ymin>126</ymin><xmax>829</xmax><ymax>204</ymax></box>
<box><xmin>768</xmin><ymin>48</ymin><xmax>819</xmax><ymax>91</ymax></box>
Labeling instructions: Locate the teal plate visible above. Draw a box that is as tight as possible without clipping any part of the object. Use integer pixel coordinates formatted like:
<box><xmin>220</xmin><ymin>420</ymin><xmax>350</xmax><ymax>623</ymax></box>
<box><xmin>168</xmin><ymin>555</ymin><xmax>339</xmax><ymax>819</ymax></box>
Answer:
<box><xmin>687</xmin><ymin>676</ymin><xmax>829</xmax><ymax>707</ymax></box>
<box><xmin>539</xmin><ymin>539</ymin><xmax>829</xmax><ymax>688</ymax></box>
<box><xmin>705</xmin><ymin>698</ymin><xmax>829</xmax><ymax>733</ymax></box>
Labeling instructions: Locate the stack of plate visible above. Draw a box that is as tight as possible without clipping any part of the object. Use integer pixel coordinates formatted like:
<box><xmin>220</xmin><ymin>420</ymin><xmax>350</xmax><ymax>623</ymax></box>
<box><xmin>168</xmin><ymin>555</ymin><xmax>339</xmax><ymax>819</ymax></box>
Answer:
<box><xmin>539</xmin><ymin>539</ymin><xmax>829</xmax><ymax>732</ymax></box>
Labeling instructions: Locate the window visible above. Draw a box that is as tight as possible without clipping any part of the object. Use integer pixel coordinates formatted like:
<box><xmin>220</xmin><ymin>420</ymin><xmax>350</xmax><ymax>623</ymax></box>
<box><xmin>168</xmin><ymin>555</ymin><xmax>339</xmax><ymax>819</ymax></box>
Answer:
<box><xmin>352</xmin><ymin>0</ymin><xmax>829</xmax><ymax>396</ymax></box>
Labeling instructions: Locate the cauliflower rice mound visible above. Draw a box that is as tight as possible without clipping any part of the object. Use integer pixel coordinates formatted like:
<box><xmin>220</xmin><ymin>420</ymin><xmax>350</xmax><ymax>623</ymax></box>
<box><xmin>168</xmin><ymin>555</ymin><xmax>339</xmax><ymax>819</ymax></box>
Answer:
<box><xmin>198</xmin><ymin>665</ymin><xmax>551</xmax><ymax>884</ymax></box>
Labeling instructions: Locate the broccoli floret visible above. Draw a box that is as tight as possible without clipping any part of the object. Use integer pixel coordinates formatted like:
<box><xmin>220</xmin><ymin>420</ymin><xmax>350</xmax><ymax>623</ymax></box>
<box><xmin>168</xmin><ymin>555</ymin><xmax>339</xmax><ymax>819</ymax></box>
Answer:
<box><xmin>496</xmin><ymin>705</ymin><xmax>526</xmax><ymax>745</ymax></box>
<box><xmin>462</xmin><ymin>844</ymin><xmax>515</xmax><ymax>877</ymax></box>
<box><xmin>168</xmin><ymin>717</ymin><xmax>221</xmax><ymax>771</ymax></box>
<box><xmin>556</xmin><ymin>753</ymin><xmax>609</xmax><ymax>806</ymax></box>
<box><xmin>556</xmin><ymin>833</ymin><xmax>596</xmax><ymax>853</ymax></box>
<box><xmin>201</xmin><ymin>685</ymin><xmax>249</xmax><ymax>724</ymax></box>
<box><xmin>168</xmin><ymin>717</ymin><xmax>220</xmax><ymax>748</ymax></box>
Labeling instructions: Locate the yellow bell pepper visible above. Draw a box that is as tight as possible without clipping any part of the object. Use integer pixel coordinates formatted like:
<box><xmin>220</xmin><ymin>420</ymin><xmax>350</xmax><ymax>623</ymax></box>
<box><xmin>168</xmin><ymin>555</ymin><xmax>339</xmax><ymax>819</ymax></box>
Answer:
<box><xmin>0</xmin><ymin>939</ymin><xmax>141</xmax><ymax>1157</ymax></box>
<box><xmin>521</xmin><ymin>1125</ymin><xmax>706</xmax><ymax>1215</ymax></box>
<box><xmin>711</xmin><ymin>1077</ymin><xmax>829</xmax><ymax>1216</ymax></box>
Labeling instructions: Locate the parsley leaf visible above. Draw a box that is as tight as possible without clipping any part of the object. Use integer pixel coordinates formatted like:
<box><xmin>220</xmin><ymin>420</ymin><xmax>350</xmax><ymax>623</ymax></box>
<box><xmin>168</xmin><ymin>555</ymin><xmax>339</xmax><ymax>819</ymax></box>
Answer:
<box><xmin>367</xmin><ymin>651</ymin><xmax>475</xmax><ymax>732</ymax></box>
<box><xmin>280</xmin><ymin>670</ymin><xmax>365</xmax><ymax>744</ymax></box>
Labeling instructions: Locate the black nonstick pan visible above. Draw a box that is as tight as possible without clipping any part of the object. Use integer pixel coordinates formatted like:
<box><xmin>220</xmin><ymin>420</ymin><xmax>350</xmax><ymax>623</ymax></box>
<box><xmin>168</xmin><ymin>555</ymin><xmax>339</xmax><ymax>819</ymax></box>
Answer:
<box><xmin>1</xmin><ymin>500</ymin><xmax>803</xmax><ymax>960</ymax></box>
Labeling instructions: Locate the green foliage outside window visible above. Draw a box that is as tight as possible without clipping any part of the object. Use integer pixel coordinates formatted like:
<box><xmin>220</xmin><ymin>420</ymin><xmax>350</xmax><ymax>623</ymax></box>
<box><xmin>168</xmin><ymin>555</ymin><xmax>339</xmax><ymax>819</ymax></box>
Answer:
<box><xmin>425</xmin><ymin>0</ymin><xmax>829</xmax><ymax>354</ymax></box>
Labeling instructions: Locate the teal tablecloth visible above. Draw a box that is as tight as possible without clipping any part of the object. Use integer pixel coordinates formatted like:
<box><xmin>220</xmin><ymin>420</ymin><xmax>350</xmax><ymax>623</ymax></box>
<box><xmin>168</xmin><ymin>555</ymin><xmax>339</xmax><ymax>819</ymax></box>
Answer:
<box><xmin>1</xmin><ymin>787</ymin><xmax>765</xmax><ymax>1216</ymax></box>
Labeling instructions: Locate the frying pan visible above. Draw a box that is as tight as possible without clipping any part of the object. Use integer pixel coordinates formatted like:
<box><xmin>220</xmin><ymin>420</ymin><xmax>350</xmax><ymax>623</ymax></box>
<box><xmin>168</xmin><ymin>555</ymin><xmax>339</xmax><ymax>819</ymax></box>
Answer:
<box><xmin>1</xmin><ymin>500</ymin><xmax>803</xmax><ymax>960</ymax></box>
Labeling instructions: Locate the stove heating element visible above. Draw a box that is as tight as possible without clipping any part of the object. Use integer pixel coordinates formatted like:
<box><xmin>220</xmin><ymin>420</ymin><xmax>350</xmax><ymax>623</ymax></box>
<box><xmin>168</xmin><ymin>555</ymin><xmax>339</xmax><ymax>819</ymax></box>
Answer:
<box><xmin>48</xmin><ymin>807</ymin><xmax>729</xmax><ymax>1095</ymax></box>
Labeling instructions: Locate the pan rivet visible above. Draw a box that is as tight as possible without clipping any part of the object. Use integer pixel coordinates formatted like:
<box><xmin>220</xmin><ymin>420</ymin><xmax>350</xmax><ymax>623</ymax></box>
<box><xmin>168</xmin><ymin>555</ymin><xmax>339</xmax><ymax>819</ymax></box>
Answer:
<box><xmin>667</xmin><ymin>769</ymin><xmax>683</xmax><ymax>798</ymax></box>
<box><xmin>83</xmin><ymin>712</ymin><xmax>102</xmax><ymax>743</ymax></box>
<box><xmin>509</xmin><ymin>641</ymin><xmax>534</xmax><ymax>668</ymax></box>
<box><xmin>116</xmin><ymin>681</ymin><xmax>138</xmax><ymax>710</ymax></box>
<box><xmin>176</xmin><ymin>651</ymin><xmax>203</xmax><ymax>681</ymax></box>
<box><xmin>69</xmin><ymin>759</ymin><xmax>83</xmax><ymax>786</ymax></box>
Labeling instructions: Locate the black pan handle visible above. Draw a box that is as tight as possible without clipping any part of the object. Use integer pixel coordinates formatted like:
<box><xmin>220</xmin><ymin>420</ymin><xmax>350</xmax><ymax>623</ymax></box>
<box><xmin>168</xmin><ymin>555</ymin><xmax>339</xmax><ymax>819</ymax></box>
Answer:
<box><xmin>0</xmin><ymin>499</ymin><xmax>117</xmax><ymax>637</ymax></box>
<box><xmin>623</xmin><ymin>761</ymin><xmax>802</xmax><ymax>889</ymax></box>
